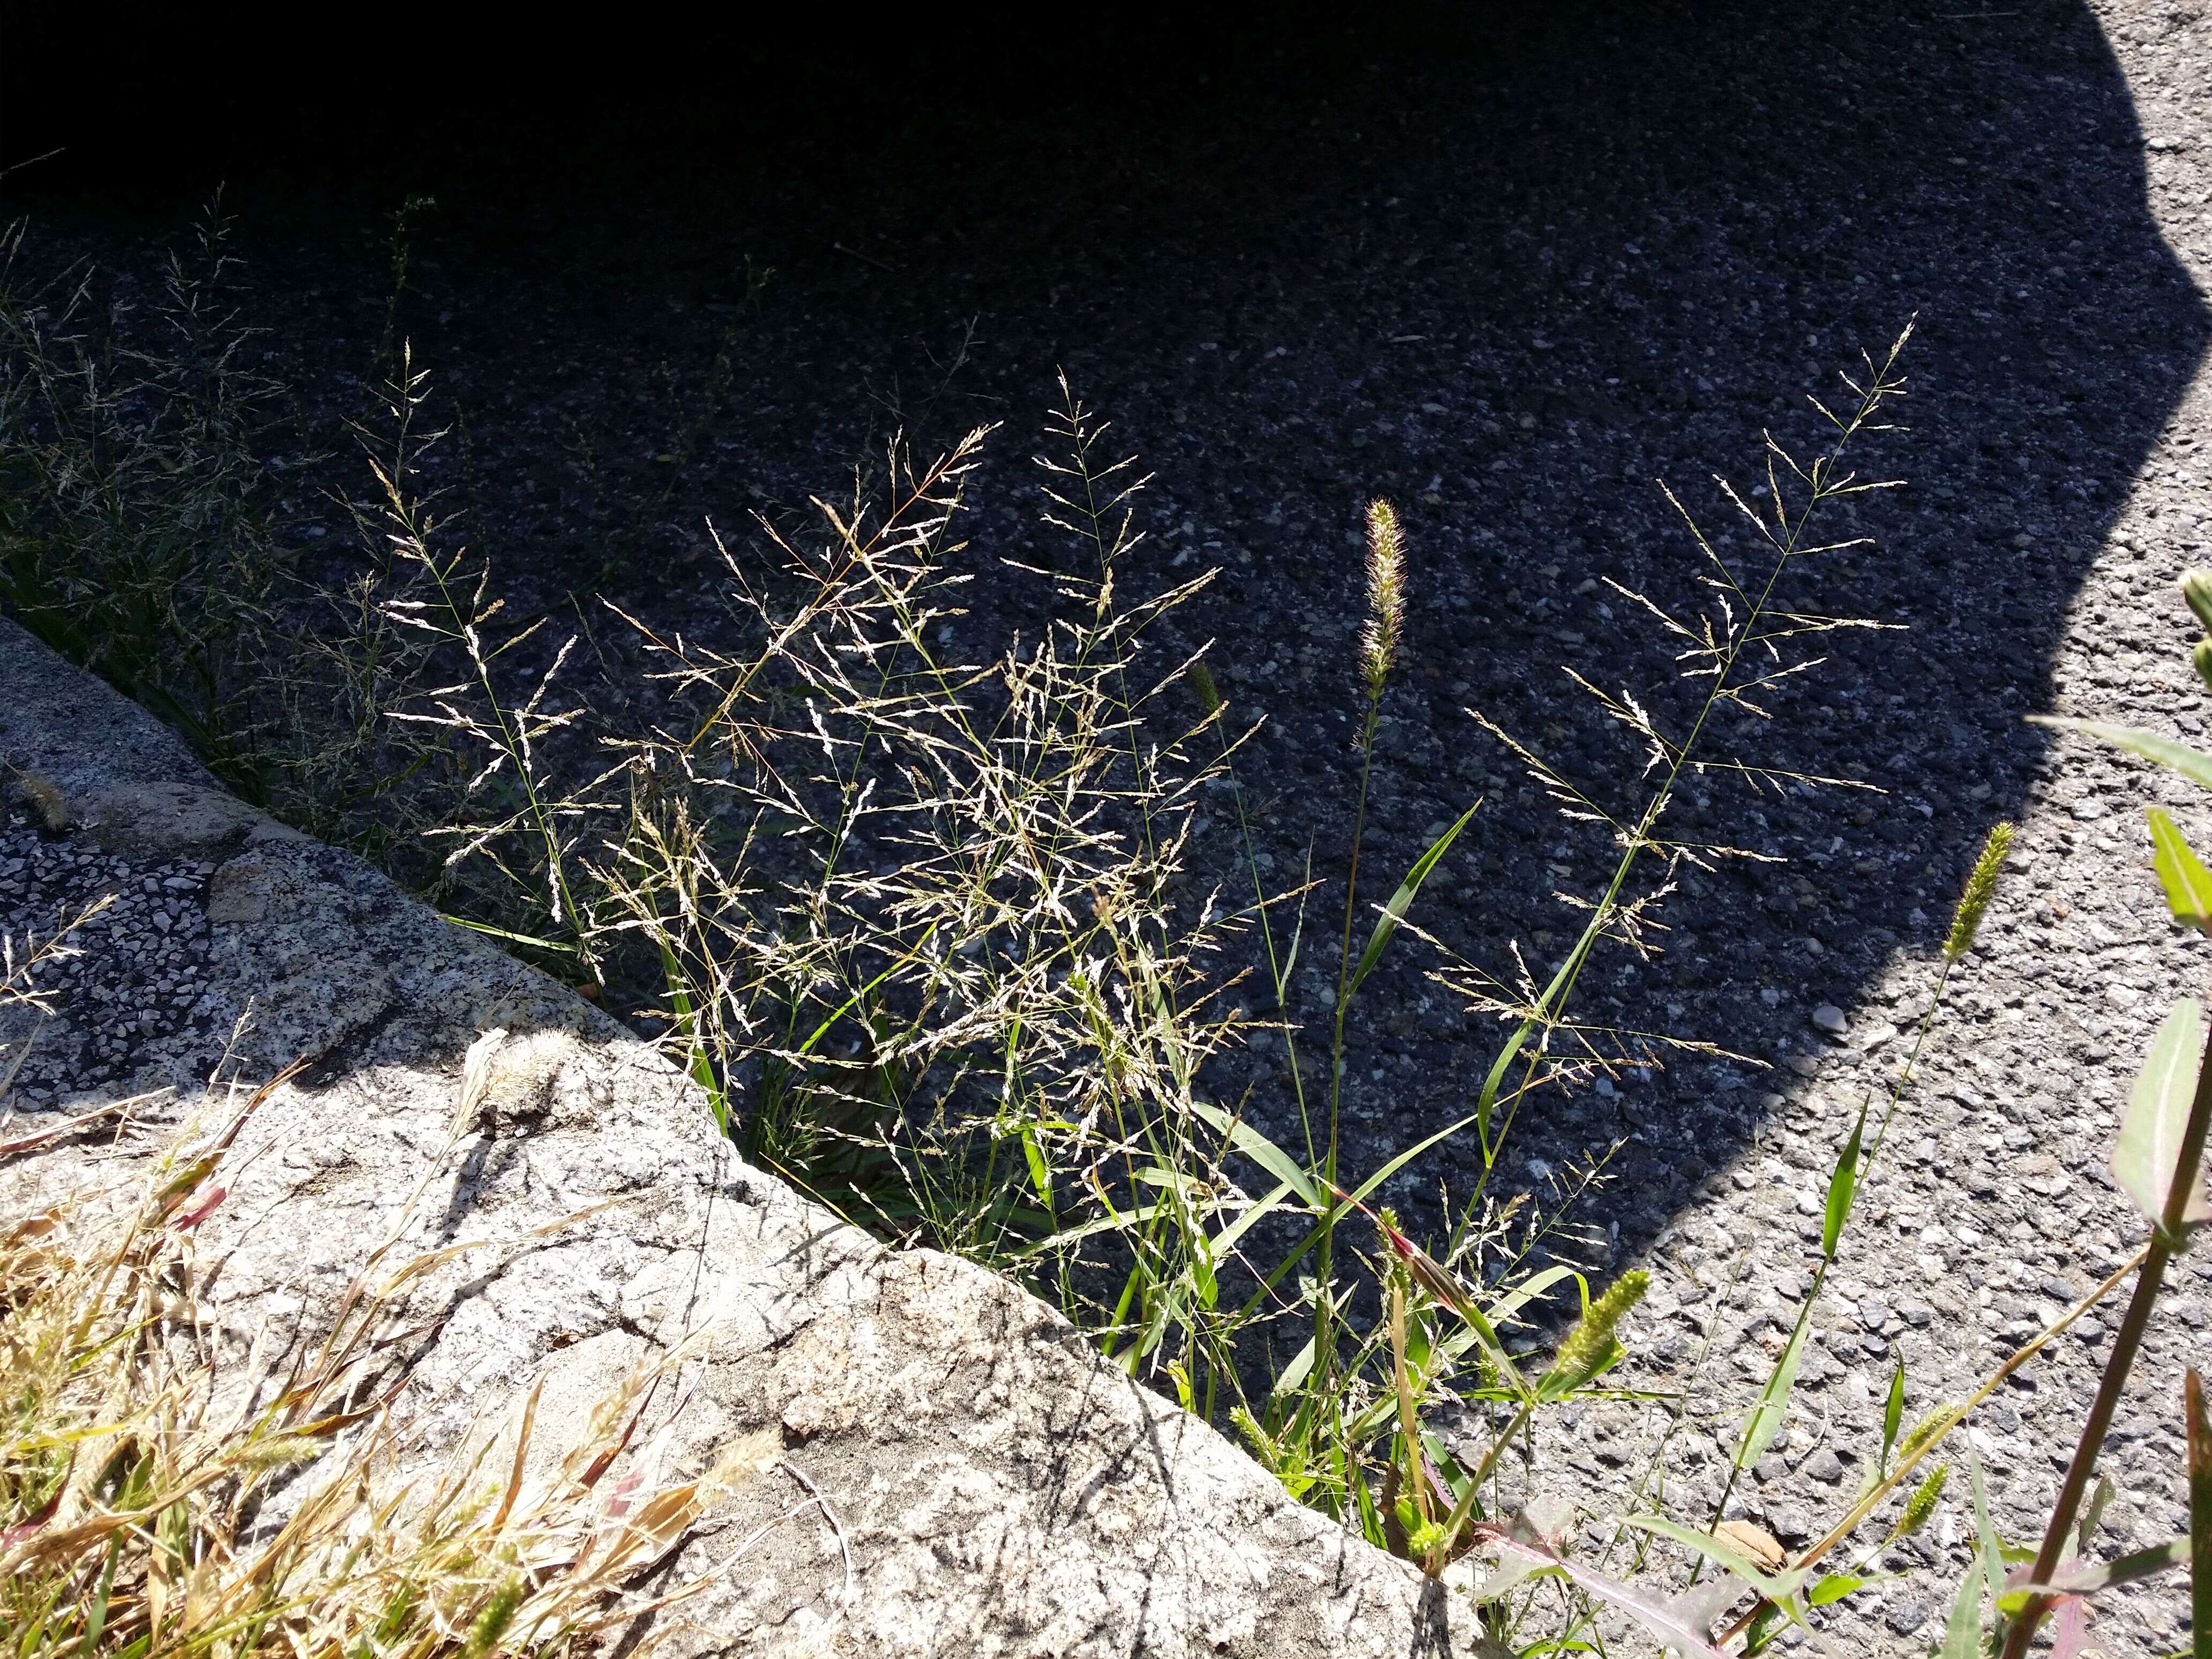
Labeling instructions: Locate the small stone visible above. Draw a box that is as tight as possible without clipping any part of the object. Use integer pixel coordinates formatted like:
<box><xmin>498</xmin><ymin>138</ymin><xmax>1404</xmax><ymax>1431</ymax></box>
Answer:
<box><xmin>1764</xmin><ymin>1504</ymin><xmax>1815</xmax><ymax>1544</ymax></box>
<box><xmin>1887</xmin><ymin>1600</ymin><xmax>1932</xmax><ymax>1636</ymax></box>
<box><xmin>2069</xmin><ymin>797</ymin><xmax>2109</xmax><ymax>822</ymax></box>
<box><xmin>1803</xmin><ymin>1448</ymin><xmax>1845</xmax><ymax>1484</ymax></box>
<box><xmin>1811</xmin><ymin>1004</ymin><xmax>1848</xmax><ymax>1036</ymax></box>
<box><xmin>2074</xmin><ymin>1318</ymin><xmax>2106</xmax><ymax>1344</ymax></box>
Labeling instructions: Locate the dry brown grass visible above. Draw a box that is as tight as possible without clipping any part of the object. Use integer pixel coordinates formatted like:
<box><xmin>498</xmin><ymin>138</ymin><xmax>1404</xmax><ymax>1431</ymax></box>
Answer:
<box><xmin>1</xmin><ymin>981</ymin><xmax>775</xmax><ymax>1659</ymax></box>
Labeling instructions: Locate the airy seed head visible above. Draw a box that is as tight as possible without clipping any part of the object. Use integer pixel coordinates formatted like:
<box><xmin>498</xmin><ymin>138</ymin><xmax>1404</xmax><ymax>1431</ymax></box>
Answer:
<box><xmin>2184</xmin><ymin>568</ymin><xmax>2212</xmax><ymax>636</ymax></box>
<box><xmin>1897</xmin><ymin>1463</ymin><xmax>1948</xmax><ymax>1536</ymax></box>
<box><xmin>1944</xmin><ymin>820</ymin><xmax>2014</xmax><ymax>961</ymax></box>
<box><xmin>1549</xmin><ymin>1268</ymin><xmax>1649</xmax><ymax>1386</ymax></box>
<box><xmin>1360</xmin><ymin>498</ymin><xmax>1407</xmax><ymax>701</ymax></box>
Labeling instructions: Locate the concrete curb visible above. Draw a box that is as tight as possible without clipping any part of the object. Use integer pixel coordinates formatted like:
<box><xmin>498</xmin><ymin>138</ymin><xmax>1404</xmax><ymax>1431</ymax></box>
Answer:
<box><xmin>0</xmin><ymin>617</ymin><xmax>1477</xmax><ymax>1658</ymax></box>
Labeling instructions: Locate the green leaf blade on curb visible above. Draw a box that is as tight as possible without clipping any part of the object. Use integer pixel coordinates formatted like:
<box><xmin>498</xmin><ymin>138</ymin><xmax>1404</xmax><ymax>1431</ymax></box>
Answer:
<box><xmin>1822</xmin><ymin>1103</ymin><xmax>1867</xmax><ymax>1260</ymax></box>
<box><xmin>2112</xmin><ymin>997</ymin><xmax>2212</xmax><ymax>1235</ymax></box>
<box><xmin>2148</xmin><ymin>808</ymin><xmax>2212</xmax><ymax>934</ymax></box>
<box><xmin>1939</xmin><ymin>1555</ymin><xmax>1985</xmax><ymax>1659</ymax></box>
<box><xmin>2035</xmin><ymin>716</ymin><xmax>2212</xmax><ymax>793</ymax></box>
<box><xmin>1736</xmin><ymin>1317</ymin><xmax>1809</xmax><ymax>1473</ymax></box>
<box><xmin>1881</xmin><ymin>1357</ymin><xmax>1906</xmax><ymax>1475</ymax></box>
<box><xmin>1346</xmin><ymin>797</ymin><xmax>1479</xmax><ymax>998</ymax></box>
<box><xmin>1993</xmin><ymin>1534</ymin><xmax>2191</xmax><ymax>1612</ymax></box>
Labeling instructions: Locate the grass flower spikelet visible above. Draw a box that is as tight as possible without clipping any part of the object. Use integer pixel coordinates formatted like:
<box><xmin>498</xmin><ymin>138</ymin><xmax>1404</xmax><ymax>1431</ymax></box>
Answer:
<box><xmin>466</xmin><ymin>1574</ymin><xmax>526</xmax><ymax>1658</ymax></box>
<box><xmin>1897</xmin><ymin>1464</ymin><xmax>1948</xmax><ymax>1537</ymax></box>
<box><xmin>1897</xmin><ymin>1403</ymin><xmax>1960</xmax><ymax>1464</ymax></box>
<box><xmin>1549</xmin><ymin>1268</ymin><xmax>1649</xmax><ymax>1387</ymax></box>
<box><xmin>1360</xmin><ymin>498</ymin><xmax>1406</xmax><ymax>701</ymax></box>
<box><xmin>1944</xmin><ymin>820</ymin><xmax>2013</xmax><ymax>961</ymax></box>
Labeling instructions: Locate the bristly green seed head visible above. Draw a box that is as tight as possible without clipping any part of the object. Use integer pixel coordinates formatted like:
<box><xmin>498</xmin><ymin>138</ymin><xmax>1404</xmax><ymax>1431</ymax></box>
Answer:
<box><xmin>2184</xmin><ymin>567</ymin><xmax>2212</xmax><ymax>636</ymax></box>
<box><xmin>1190</xmin><ymin>661</ymin><xmax>1222</xmax><ymax>718</ymax></box>
<box><xmin>466</xmin><ymin>1574</ymin><xmax>526</xmax><ymax>1659</ymax></box>
<box><xmin>1897</xmin><ymin>1463</ymin><xmax>1948</xmax><ymax>1536</ymax></box>
<box><xmin>1361</xmin><ymin>498</ymin><xmax>1406</xmax><ymax>703</ymax></box>
<box><xmin>1550</xmin><ymin>1268</ymin><xmax>1649</xmax><ymax>1385</ymax></box>
<box><xmin>1897</xmin><ymin>1403</ymin><xmax>1959</xmax><ymax>1463</ymax></box>
<box><xmin>2194</xmin><ymin>638</ymin><xmax>2212</xmax><ymax>697</ymax></box>
<box><xmin>1944</xmin><ymin>820</ymin><xmax>2014</xmax><ymax>961</ymax></box>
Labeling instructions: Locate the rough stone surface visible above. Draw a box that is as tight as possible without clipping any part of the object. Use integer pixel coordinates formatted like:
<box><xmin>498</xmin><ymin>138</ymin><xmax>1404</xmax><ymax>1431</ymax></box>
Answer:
<box><xmin>0</xmin><ymin>617</ymin><xmax>1477</xmax><ymax>1658</ymax></box>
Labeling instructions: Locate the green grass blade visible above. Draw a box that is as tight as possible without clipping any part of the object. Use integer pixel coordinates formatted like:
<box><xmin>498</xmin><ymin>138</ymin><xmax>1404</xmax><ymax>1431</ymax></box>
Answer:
<box><xmin>438</xmin><ymin>913</ymin><xmax>583</xmax><ymax>955</ymax></box>
<box><xmin>1619</xmin><ymin>1514</ymin><xmax>1807</xmax><ymax>1606</ymax></box>
<box><xmin>1810</xmin><ymin>1572</ymin><xmax>1882</xmax><ymax>1607</ymax></box>
<box><xmin>1995</xmin><ymin>1535</ymin><xmax>2189</xmax><ymax>1611</ymax></box>
<box><xmin>83</xmin><ymin>1537</ymin><xmax>119</xmax><ymax>1655</ymax></box>
<box><xmin>2035</xmin><ymin>716</ymin><xmax>2212</xmax><ymax>793</ymax></box>
<box><xmin>1336</xmin><ymin>1109</ymin><xmax>1483</xmax><ymax>1215</ymax></box>
<box><xmin>1939</xmin><ymin>1553</ymin><xmax>1986</xmax><ymax>1659</ymax></box>
<box><xmin>1270</xmin><ymin>1335</ymin><xmax>1318</xmax><ymax>1400</ymax></box>
<box><xmin>1018</xmin><ymin>1124</ymin><xmax>1053</xmax><ymax>1209</ymax></box>
<box><xmin>655</xmin><ymin>939</ymin><xmax>726</xmax><ymax>1133</ymax></box>
<box><xmin>1187</xmin><ymin>1100</ymin><xmax>1321</xmax><ymax>1209</ymax></box>
<box><xmin>2148</xmin><ymin>808</ymin><xmax>2212</xmax><ymax>933</ymax></box>
<box><xmin>1735</xmin><ymin>1317</ymin><xmax>1807</xmax><ymax>1472</ymax></box>
<box><xmin>1344</xmin><ymin>798</ymin><xmax>1479</xmax><ymax>999</ymax></box>
<box><xmin>1822</xmin><ymin>1102</ymin><xmax>1866</xmax><ymax>1259</ymax></box>
<box><xmin>1882</xmin><ymin>1356</ymin><xmax>1905</xmax><ymax>1474</ymax></box>
<box><xmin>1969</xmin><ymin>1443</ymin><xmax>2005</xmax><ymax>1616</ymax></box>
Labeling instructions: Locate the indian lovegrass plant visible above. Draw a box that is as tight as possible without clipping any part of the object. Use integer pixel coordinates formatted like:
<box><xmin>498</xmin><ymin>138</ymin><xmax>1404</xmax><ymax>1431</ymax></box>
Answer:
<box><xmin>14</xmin><ymin>215</ymin><xmax>2212</xmax><ymax>1649</ymax></box>
<box><xmin>0</xmin><ymin>205</ymin><xmax>286</xmax><ymax>788</ymax></box>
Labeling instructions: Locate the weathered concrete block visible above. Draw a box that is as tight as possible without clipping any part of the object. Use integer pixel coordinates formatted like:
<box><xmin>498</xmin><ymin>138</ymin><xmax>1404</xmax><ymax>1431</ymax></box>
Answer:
<box><xmin>0</xmin><ymin>618</ymin><xmax>1475</xmax><ymax>1656</ymax></box>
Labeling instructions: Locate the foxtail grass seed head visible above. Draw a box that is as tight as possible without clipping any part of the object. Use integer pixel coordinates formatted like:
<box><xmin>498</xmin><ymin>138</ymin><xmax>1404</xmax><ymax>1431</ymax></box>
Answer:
<box><xmin>703</xmin><ymin>1425</ymin><xmax>783</xmax><ymax>1500</ymax></box>
<box><xmin>1551</xmin><ymin>1268</ymin><xmax>1649</xmax><ymax>1382</ymax></box>
<box><xmin>1944</xmin><ymin>820</ymin><xmax>2013</xmax><ymax>961</ymax></box>
<box><xmin>2194</xmin><ymin>638</ymin><xmax>2212</xmax><ymax>696</ymax></box>
<box><xmin>235</xmin><ymin>1434</ymin><xmax>330</xmax><ymax>1471</ymax></box>
<box><xmin>1897</xmin><ymin>1463</ymin><xmax>1948</xmax><ymax>1537</ymax></box>
<box><xmin>1190</xmin><ymin>660</ymin><xmax>1222</xmax><ymax>718</ymax></box>
<box><xmin>467</xmin><ymin>1575</ymin><xmax>526</xmax><ymax>1659</ymax></box>
<box><xmin>1897</xmin><ymin>1403</ymin><xmax>1959</xmax><ymax>1464</ymax></box>
<box><xmin>17</xmin><ymin>773</ymin><xmax>67</xmax><ymax>833</ymax></box>
<box><xmin>1361</xmin><ymin>498</ymin><xmax>1406</xmax><ymax>701</ymax></box>
<box><xmin>2184</xmin><ymin>567</ymin><xmax>2212</xmax><ymax>636</ymax></box>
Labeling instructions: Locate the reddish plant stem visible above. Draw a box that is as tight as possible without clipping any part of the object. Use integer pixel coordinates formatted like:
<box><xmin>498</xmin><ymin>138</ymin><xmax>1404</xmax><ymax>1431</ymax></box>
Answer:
<box><xmin>1998</xmin><ymin>1020</ymin><xmax>2212</xmax><ymax>1659</ymax></box>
